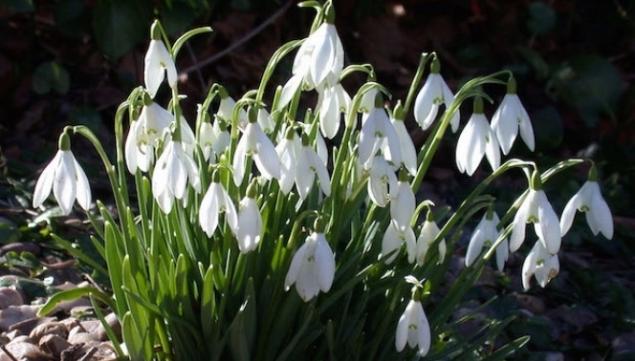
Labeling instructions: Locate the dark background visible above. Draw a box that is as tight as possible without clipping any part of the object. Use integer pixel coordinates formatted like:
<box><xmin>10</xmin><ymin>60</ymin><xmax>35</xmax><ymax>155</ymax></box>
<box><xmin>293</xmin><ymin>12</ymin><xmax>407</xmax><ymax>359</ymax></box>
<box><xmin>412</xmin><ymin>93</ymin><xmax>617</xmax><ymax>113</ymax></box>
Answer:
<box><xmin>0</xmin><ymin>0</ymin><xmax>634</xmax><ymax>359</ymax></box>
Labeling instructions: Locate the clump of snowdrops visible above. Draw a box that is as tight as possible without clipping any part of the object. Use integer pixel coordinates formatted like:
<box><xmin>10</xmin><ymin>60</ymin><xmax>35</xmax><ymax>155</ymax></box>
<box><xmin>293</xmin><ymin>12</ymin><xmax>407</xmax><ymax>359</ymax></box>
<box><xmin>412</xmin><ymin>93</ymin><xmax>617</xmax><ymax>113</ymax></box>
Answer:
<box><xmin>32</xmin><ymin>1</ymin><xmax>613</xmax><ymax>360</ymax></box>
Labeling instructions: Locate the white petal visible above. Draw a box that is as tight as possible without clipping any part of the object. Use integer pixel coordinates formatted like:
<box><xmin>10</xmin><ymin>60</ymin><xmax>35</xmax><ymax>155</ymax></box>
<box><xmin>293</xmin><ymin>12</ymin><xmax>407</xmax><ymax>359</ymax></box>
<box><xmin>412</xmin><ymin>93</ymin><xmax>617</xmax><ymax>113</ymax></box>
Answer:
<box><xmin>495</xmin><ymin>238</ymin><xmax>509</xmax><ymax>272</ymax></box>
<box><xmin>491</xmin><ymin>95</ymin><xmax>519</xmax><ymax>155</ymax></box>
<box><xmin>236</xmin><ymin>198</ymin><xmax>262</xmax><ymax>253</ymax></box>
<box><xmin>393</xmin><ymin>120</ymin><xmax>417</xmax><ymax>175</ymax></box>
<box><xmin>73</xmin><ymin>157</ymin><xmax>91</xmax><ymax>210</ymax></box>
<box><xmin>510</xmin><ymin>192</ymin><xmax>534</xmax><ymax>252</ymax></box>
<box><xmin>308</xmin><ymin>149</ymin><xmax>331</xmax><ymax>196</ymax></box>
<box><xmin>414</xmin><ymin>301</ymin><xmax>431</xmax><ymax>356</ymax></box>
<box><xmin>518</xmin><ymin>101</ymin><xmax>535</xmax><ymax>151</ymax></box>
<box><xmin>560</xmin><ymin>192</ymin><xmax>582</xmax><ymax>236</ymax></box>
<box><xmin>309</xmin><ymin>25</ymin><xmax>334</xmax><ymax>86</ymax></box>
<box><xmin>414</xmin><ymin>75</ymin><xmax>441</xmax><ymax>130</ymax></box>
<box><xmin>285</xmin><ymin>242</ymin><xmax>308</xmax><ymax>290</ymax></box>
<box><xmin>381</xmin><ymin>223</ymin><xmax>402</xmax><ymax>264</ymax></box>
<box><xmin>390</xmin><ymin>182</ymin><xmax>415</xmax><ymax>231</ymax></box>
<box><xmin>144</xmin><ymin>40</ymin><xmax>166</xmax><ymax>98</ymax></box>
<box><xmin>53</xmin><ymin>151</ymin><xmax>77</xmax><ymax>215</ymax></box>
<box><xmin>484</xmin><ymin>127</ymin><xmax>501</xmax><ymax>172</ymax></box>
<box><xmin>232</xmin><ymin>135</ymin><xmax>248</xmax><ymax>186</ymax></box>
<box><xmin>590</xmin><ymin>185</ymin><xmax>613</xmax><ymax>239</ymax></box>
<box><xmin>222</xmin><ymin>190</ymin><xmax>239</xmax><ymax>233</ymax></box>
<box><xmin>395</xmin><ymin>309</ymin><xmax>409</xmax><ymax>352</ymax></box>
<box><xmin>314</xmin><ymin>234</ymin><xmax>335</xmax><ymax>292</ymax></box>
<box><xmin>278</xmin><ymin>74</ymin><xmax>304</xmax><ymax>110</ymax></box>
<box><xmin>465</xmin><ymin>226</ymin><xmax>486</xmax><ymax>267</ymax></box>
<box><xmin>254</xmin><ymin>128</ymin><xmax>281</xmax><ymax>180</ymax></box>
<box><xmin>33</xmin><ymin>152</ymin><xmax>60</xmax><ymax>208</ymax></box>
<box><xmin>521</xmin><ymin>243</ymin><xmax>538</xmax><ymax>291</ymax></box>
<box><xmin>199</xmin><ymin>184</ymin><xmax>220</xmax><ymax>237</ymax></box>
<box><xmin>535</xmin><ymin>191</ymin><xmax>561</xmax><ymax>254</ymax></box>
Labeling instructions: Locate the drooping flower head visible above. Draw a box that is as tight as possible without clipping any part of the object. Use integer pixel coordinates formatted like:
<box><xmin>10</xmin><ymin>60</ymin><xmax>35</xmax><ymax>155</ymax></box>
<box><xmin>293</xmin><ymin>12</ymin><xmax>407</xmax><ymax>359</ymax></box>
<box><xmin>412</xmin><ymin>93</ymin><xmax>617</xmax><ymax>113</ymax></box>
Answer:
<box><xmin>199</xmin><ymin>173</ymin><xmax>238</xmax><ymax>238</ymax></box>
<box><xmin>491</xmin><ymin>76</ymin><xmax>535</xmax><ymax>155</ymax></box>
<box><xmin>235</xmin><ymin>181</ymin><xmax>262</xmax><ymax>253</ymax></box>
<box><xmin>414</xmin><ymin>57</ymin><xmax>460</xmax><ymax>132</ymax></box>
<box><xmin>465</xmin><ymin>210</ymin><xmax>509</xmax><ymax>271</ymax></box>
<box><xmin>381</xmin><ymin>222</ymin><xmax>417</xmax><ymax>264</ymax></box>
<box><xmin>358</xmin><ymin>95</ymin><xmax>402</xmax><ymax>169</ymax></box>
<box><xmin>33</xmin><ymin>132</ymin><xmax>91</xmax><ymax>216</ymax></box>
<box><xmin>285</xmin><ymin>220</ymin><xmax>336</xmax><ymax>302</ymax></box>
<box><xmin>560</xmin><ymin>167</ymin><xmax>613</xmax><ymax>239</ymax></box>
<box><xmin>455</xmin><ymin>97</ymin><xmax>500</xmax><ymax>176</ymax></box>
<box><xmin>510</xmin><ymin>172</ymin><xmax>561</xmax><ymax>254</ymax></box>
<box><xmin>416</xmin><ymin>209</ymin><xmax>447</xmax><ymax>265</ymax></box>
<box><xmin>395</xmin><ymin>298</ymin><xmax>431</xmax><ymax>357</ymax></box>
<box><xmin>144</xmin><ymin>22</ymin><xmax>177</xmax><ymax>98</ymax></box>
<box><xmin>522</xmin><ymin>241</ymin><xmax>560</xmax><ymax>291</ymax></box>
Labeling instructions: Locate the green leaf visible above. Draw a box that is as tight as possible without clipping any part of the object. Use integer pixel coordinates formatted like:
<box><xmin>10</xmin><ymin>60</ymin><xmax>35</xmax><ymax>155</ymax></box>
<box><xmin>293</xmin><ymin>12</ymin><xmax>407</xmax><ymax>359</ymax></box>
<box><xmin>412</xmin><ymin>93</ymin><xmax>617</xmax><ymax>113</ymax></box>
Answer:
<box><xmin>527</xmin><ymin>2</ymin><xmax>556</xmax><ymax>35</ymax></box>
<box><xmin>32</xmin><ymin>62</ymin><xmax>70</xmax><ymax>95</ymax></box>
<box><xmin>37</xmin><ymin>286</ymin><xmax>114</xmax><ymax>316</ymax></box>
<box><xmin>172</xmin><ymin>26</ymin><xmax>213</xmax><ymax>58</ymax></box>
<box><xmin>92</xmin><ymin>0</ymin><xmax>149</xmax><ymax>60</ymax></box>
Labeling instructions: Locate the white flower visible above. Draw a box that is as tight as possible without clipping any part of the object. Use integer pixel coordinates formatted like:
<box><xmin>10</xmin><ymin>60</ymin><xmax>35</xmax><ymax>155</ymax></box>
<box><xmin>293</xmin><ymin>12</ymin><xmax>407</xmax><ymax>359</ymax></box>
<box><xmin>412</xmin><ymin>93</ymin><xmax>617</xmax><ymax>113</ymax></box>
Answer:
<box><xmin>367</xmin><ymin>156</ymin><xmax>398</xmax><ymax>207</ymax></box>
<box><xmin>232</xmin><ymin>121</ymin><xmax>281</xmax><ymax>186</ymax></box>
<box><xmin>125</xmin><ymin>119</ymin><xmax>154</xmax><ymax>174</ymax></box>
<box><xmin>33</xmin><ymin>149</ymin><xmax>91</xmax><ymax>215</ymax></box>
<box><xmin>358</xmin><ymin>106</ymin><xmax>401</xmax><ymax>169</ymax></box>
<box><xmin>257</xmin><ymin>108</ymin><xmax>275</xmax><ymax>134</ymax></box>
<box><xmin>522</xmin><ymin>241</ymin><xmax>559</xmax><ymax>291</ymax></box>
<box><xmin>510</xmin><ymin>189</ymin><xmax>561</xmax><ymax>254</ymax></box>
<box><xmin>560</xmin><ymin>181</ymin><xmax>613</xmax><ymax>239</ymax></box>
<box><xmin>358</xmin><ymin>88</ymin><xmax>378</xmax><ymax>114</ymax></box>
<box><xmin>276</xmin><ymin>131</ymin><xmax>302</xmax><ymax>194</ymax></box>
<box><xmin>295</xmin><ymin>139</ymin><xmax>331</xmax><ymax>201</ymax></box>
<box><xmin>140</xmin><ymin>102</ymin><xmax>173</xmax><ymax>143</ymax></box>
<box><xmin>391</xmin><ymin>118</ymin><xmax>417</xmax><ymax>175</ymax></box>
<box><xmin>395</xmin><ymin>299</ymin><xmax>431</xmax><ymax>357</ymax></box>
<box><xmin>285</xmin><ymin>232</ymin><xmax>336</xmax><ymax>302</ymax></box>
<box><xmin>455</xmin><ymin>113</ymin><xmax>500</xmax><ymax>176</ymax></box>
<box><xmin>416</xmin><ymin>220</ymin><xmax>446</xmax><ymax>265</ymax></box>
<box><xmin>198</xmin><ymin>121</ymin><xmax>230</xmax><ymax>161</ymax></box>
<box><xmin>414</xmin><ymin>71</ymin><xmax>460</xmax><ymax>132</ymax></box>
<box><xmin>381</xmin><ymin>222</ymin><xmax>416</xmax><ymax>264</ymax></box>
<box><xmin>465</xmin><ymin>212</ymin><xmax>509</xmax><ymax>271</ymax></box>
<box><xmin>317</xmin><ymin>81</ymin><xmax>350</xmax><ymax>139</ymax></box>
<box><xmin>218</xmin><ymin>95</ymin><xmax>247</xmax><ymax>128</ymax></box>
<box><xmin>491</xmin><ymin>94</ymin><xmax>535</xmax><ymax>155</ymax></box>
<box><xmin>236</xmin><ymin>197</ymin><xmax>262</xmax><ymax>253</ymax></box>
<box><xmin>144</xmin><ymin>39</ymin><xmax>177</xmax><ymax>98</ymax></box>
<box><xmin>278</xmin><ymin>22</ymin><xmax>344</xmax><ymax>109</ymax></box>
<box><xmin>152</xmin><ymin>140</ymin><xmax>201</xmax><ymax>214</ymax></box>
<box><xmin>390</xmin><ymin>180</ymin><xmax>415</xmax><ymax>231</ymax></box>
<box><xmin>199</xmin><ymin>181</ymin><xmax>238</xmax><ymax>237</ymax></box>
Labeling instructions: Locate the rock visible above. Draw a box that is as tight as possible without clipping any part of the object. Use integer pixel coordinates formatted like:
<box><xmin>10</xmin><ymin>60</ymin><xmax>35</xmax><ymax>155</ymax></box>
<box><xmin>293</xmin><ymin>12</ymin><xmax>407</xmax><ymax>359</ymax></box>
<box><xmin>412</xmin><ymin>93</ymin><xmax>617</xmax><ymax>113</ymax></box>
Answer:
<box><xmin>0</xmin><ymin>341</ymin><xmax>52</xmax><ymax>361</ymax></box>
<box><xmin>92</xmin><ymin>341</ymin><xmax>118</xmax><ymax>360</ymax></box>
<box><xmin>96</xmin><ymin>313</ymin><xmax>121</xmax><ymax>341</ymax></box>
<box><xmin>544</xmin><ymin>352</ymin><xmax>564</xmax><ymax>361</ymax></box>
<box><xmin>39</xmin><ymin>334</ymin><xmax>71</xmax><ymax>357</ymax></box>
<box><xmin>59</xmin><ymin>317</ymin><xmax>79</xmax><ymax>332</ymax></box>
<box><xmin>0</xmin><ymin>288</ymin><xmax>23</xmax><ymax>309</ymax></box>
<box><xmin>612</xmin><ymin>332</ymin><xmax>635</xmax><ymax>358</ymax></box>
<box><xmin>8</xmin><ymin>317</ymin><xmax>55</xmax><ymax>337</ymax></box>
<box><xmin>29</xmin><ymin>321</ymin><xmax>68</xmax><ymax>342</ymax></box>
<box><xmin>0</xmin><ymin>305</ymin><xmax>38</xmax><ymax>331</ymax></box>
<box><xmin>67</xmin><ymin>326</ymin><xmax>97</xmax><ymax>345</ymax></box>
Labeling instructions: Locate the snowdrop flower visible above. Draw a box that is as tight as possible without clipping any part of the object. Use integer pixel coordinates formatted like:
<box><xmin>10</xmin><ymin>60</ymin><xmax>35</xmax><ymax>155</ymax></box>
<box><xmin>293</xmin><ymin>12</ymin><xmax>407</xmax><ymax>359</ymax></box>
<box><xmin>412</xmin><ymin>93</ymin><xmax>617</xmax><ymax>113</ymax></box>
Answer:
<box><xmin>381</xmin><ymin>222</ymin><xmax>416</xmax><ymax>264</ymax></box>
<box><xmin>395</xmin><ymin>299</ymin><xmax>431</xmax><ymax>356</ymax></box>
<box><xmin>367</xmin><ymin>156</ymin><xmax>398</xmax><ymax>207</ymax></box>
<box><xmin>198</xmin><ymin>120</ymin><xmax>230</xmax><ymax>161</ymax></box>
<box><xmin>217</xmin><ymin>92</ymin><xmax>247</xmax><ymax>128</ymax></box>
<box><xmin>358</xmin><ymin>88</ymin><xmax>378</xmax><ymax>114</ymax></box>
<box><xmin>285</xmin><ymin>230</ymin><xmax>336</xmax><ymax>302</ymax></box>
<box><xmin>510</xmin><ymin>178</ymin><xmax>561</xmax><ymax>254</ymax></box>
<box><xmin>144</xmin><ymin>25</ymin><xmax>177</xmax><ymax>98</ymax></box>
<box><xmin>235</xmin><ymin>183</ymin><xmax>262</xmax><ymax>253</ymax></box>
<box><xmin>465</xmin><ymin>211</ymin><xmax>509</xmax><ymax>271</ymax></box>
<box><xmin>140</xmin><ymin>101</ymin><xmax>173</xmax><ymax>143</ymax></box>
<box><xmin>295</xmin><ymin>135</ymin><xmax>331</xmax><ymax>201</ymax></box>
<box><xmin>317</xmin><ymin>79</ymin><xmax>350</xmax><ymax>139</ymax></box>
<box><xmin>278</xmin><ymin>12</ymin><xmax>344</xmax><ymax>109</ymax></box>
<box><xmin>522</xmin><ymin>241</ymin><xmax>559</xmax><ymax>291</ymax></box>
<box><xmin>232</xmin><ymin>115</ymin><xmax>281</xmax><ymax>186</ymax></box>
<box><xmin>491</xmin><ymin>76</ymin><xmax>535</xmax><ymax>155</ymax></box>
<box><xmin>414</xmin><ymin>58</ymin><xmax>460</xmax><ymax>132</ymax></box>
<box><xmin>33</xmin><ymin>133</ymin><xmax>91</xmax><ymax>215</ymax></box>
<box><xmin>276</xmin><ymin>129</ymin><xmax>302</xmax><ymax>194</ymax></box>
<box><xmin>391</xmin><ymin>117</ymin><xmax>417</xmax><ymax>175</ymax></box>
<box><xmin>390</xmin><ymin>175</ymin><xmax>415</xmax><ymax>231</ymax></box>
<box><xmin>152</xmin><ymin>139</ymin><xmax>201</xmax><ymax>214</ymax></box>
<box><xmin>455</xmin><ymin>98</ymin><xmax>500</xmax><ymax>176</ymax></box>
<box><xmin>560</xmin><ymin>177</ymin><xmax>613</xmax><ymax>239</ymax></box>
<box><xmin>125</xmin><ymin>119</ymin><xmax>154</xmax><ymax>174</ymax></box>
<box><xmin>416</xmin><ymin>217</ymin><xmax>446</xmax><ymax>265</ymax></box>
<box><xmin>358</xmin><ymin>98</ymin><xmax>401</xmax><ymax>169</ymax></box>
<box><xmin>257</xmin><ymin>108</ymin><xmax>275</xmax><ymax>134</ymax></box>
<box><xmin>199</xmin><ymin>177</ymin><xmax>238</xmax><ymax>237</ymax></box>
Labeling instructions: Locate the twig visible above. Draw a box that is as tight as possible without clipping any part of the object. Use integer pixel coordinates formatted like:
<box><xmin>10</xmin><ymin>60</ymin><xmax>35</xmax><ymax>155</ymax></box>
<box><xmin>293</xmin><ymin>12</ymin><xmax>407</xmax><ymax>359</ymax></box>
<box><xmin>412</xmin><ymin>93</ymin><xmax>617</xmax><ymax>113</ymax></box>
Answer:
<box><xmin>0</xmin><ymin>345</ymin><xmax>19</xmax><ymax>361</ymax></box>
<box><xmin>182</xmin><ymin>0</ymin><xmax>294</xmax><ymax>74</ymax></box>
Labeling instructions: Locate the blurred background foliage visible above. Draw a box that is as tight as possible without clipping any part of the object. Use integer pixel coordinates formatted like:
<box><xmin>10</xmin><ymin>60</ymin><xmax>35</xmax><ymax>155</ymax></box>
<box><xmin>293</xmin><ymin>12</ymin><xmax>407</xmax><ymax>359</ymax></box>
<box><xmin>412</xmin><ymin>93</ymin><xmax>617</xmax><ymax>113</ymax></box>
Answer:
<box><xmin>0</xmin><ymin>0</ymin><xmax>634</xmax><ymax>359</ymax></box>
